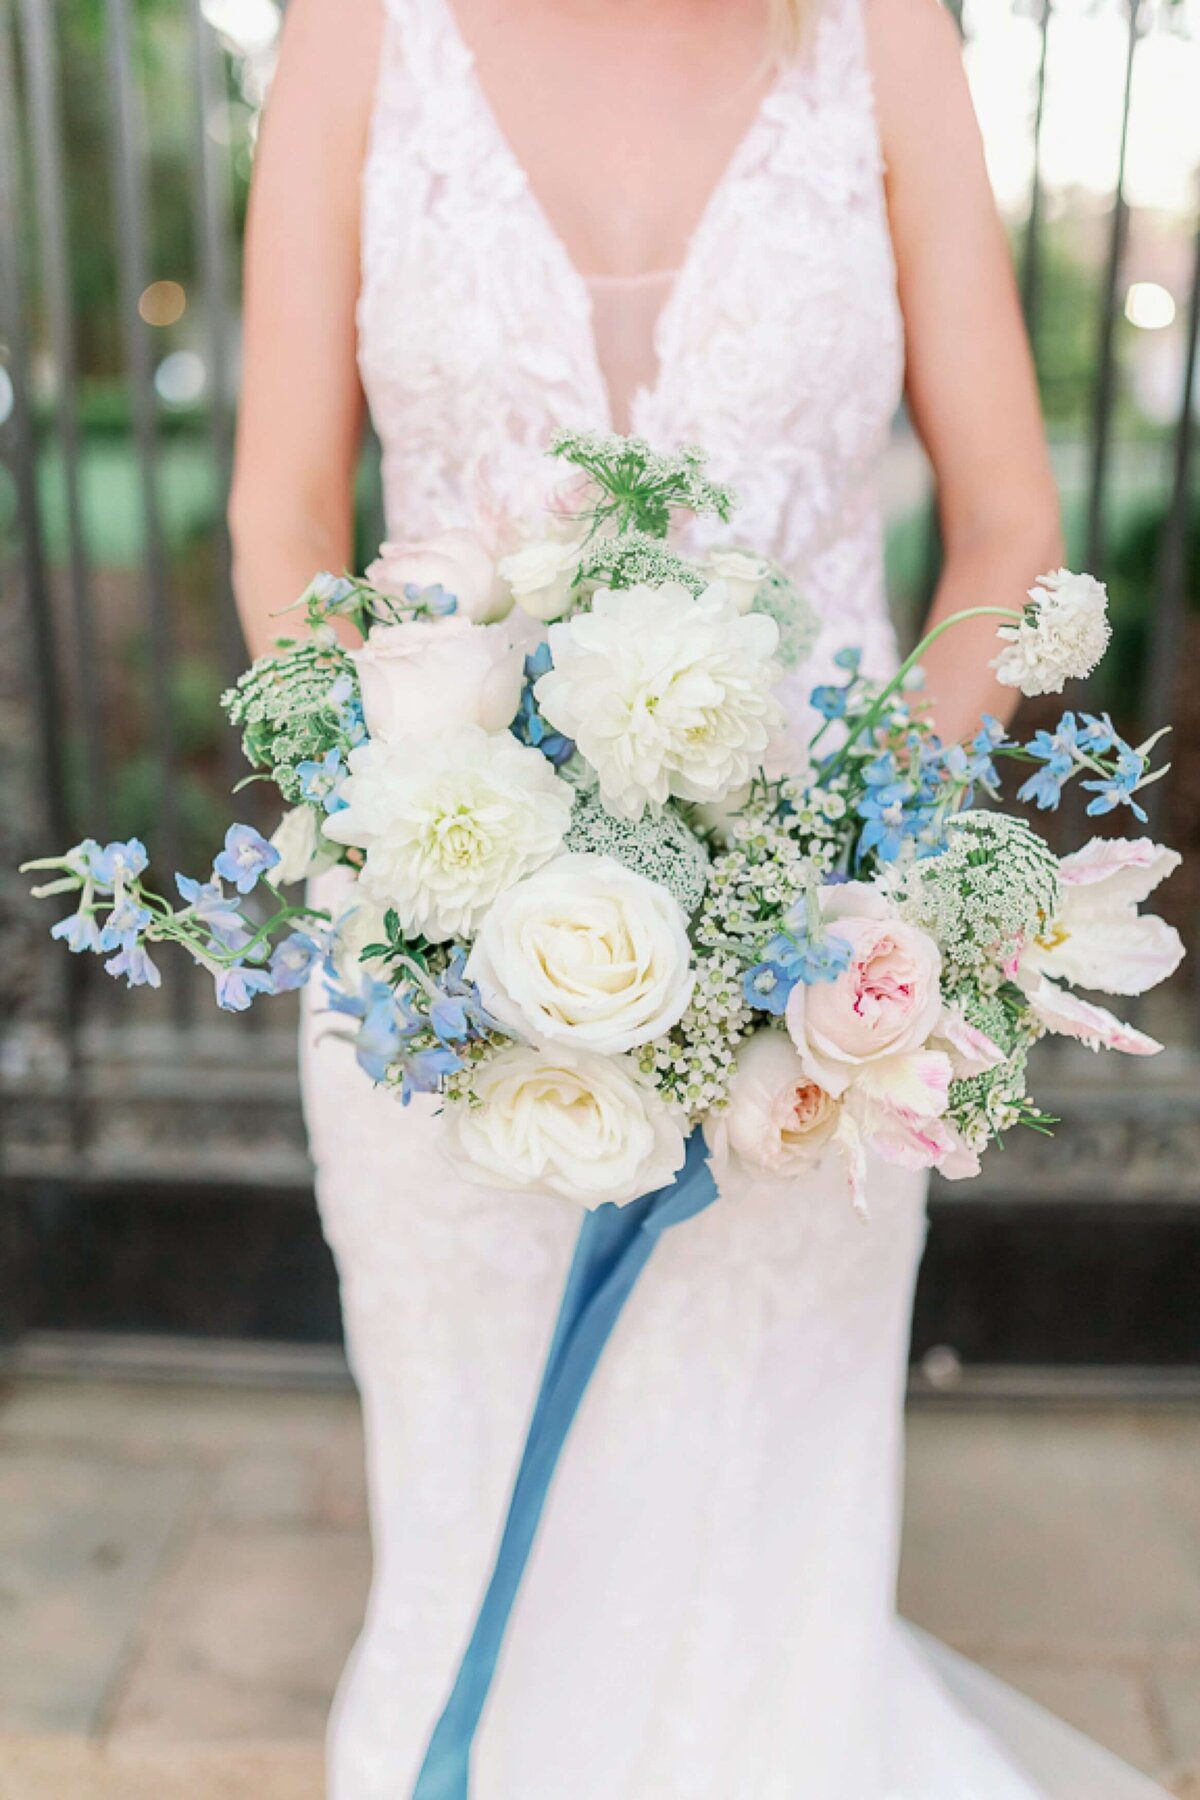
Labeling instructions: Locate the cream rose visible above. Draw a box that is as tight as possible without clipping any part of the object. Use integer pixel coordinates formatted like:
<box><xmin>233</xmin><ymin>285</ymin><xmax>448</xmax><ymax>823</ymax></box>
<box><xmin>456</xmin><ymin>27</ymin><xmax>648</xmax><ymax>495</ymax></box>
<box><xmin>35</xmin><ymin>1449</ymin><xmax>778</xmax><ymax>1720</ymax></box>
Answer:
<box><xmin>498</xmin><ymin>536</ymin><xmax>586</xmax><ymax>622</ymax></box>
<box><xmin>269</xmin><ymin>805</ymin><xmax>339</xmax><ymax>886</ymax></box>
<box><xmin>448</xmin><ymin>1045</ymin><xmax>687</xmax><ymax>1208</ymax></box>
<box><xmin>706</xmin><ymin>1030</ymin><xmax>840</xmax><ymax>1178</ymax></box>
<box><xmin>701</xmin><ymin>547</ymin><xmax>771</xmax><ymax>614</ymax></box>
<box><xmin>785</xmin><ymin>884</ymin><xmax>943</xmax><ymax>1097</ymax></box>
<box><xmin>367</xmin><ymin>528</ymin><xmax>510</xmax><ymax>624</ymax></box>
<box><xmin>466</xmin><ymin>854</ymin><xmax>694</xmax><ymax>1055</ymax></box>
<box><xmin>350</xmin><ymin>617</ymin><xmax>524</xmax><ymax>742</ymax></box>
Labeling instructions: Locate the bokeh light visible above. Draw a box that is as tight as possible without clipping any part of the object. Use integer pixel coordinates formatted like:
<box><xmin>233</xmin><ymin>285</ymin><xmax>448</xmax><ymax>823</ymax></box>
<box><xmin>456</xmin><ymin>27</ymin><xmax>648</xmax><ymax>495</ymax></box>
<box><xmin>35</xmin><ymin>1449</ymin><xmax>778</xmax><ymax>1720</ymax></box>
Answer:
<box><xmin>1124</xmin><ymin>280</ymin><xmax>1178</xmax><ymax>331</ymax></box>
<box><xmin>137</xmin><ymin>280</ymin><xmax>187</xmax><ymax>328</ymax></box>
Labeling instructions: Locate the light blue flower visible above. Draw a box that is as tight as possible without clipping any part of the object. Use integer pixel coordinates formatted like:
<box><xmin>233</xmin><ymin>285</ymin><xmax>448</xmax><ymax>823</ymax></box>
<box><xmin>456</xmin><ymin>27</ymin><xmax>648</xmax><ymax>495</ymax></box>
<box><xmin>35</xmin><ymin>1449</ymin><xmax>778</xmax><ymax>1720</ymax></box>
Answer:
<box><xmin>268</xmin><ymin>931</ymin><xmax>322</xmax><ymax>993</ymax></box>
<box><xmin>1078</xmin><ymin>711</ymin><xmax>1119</xmax><ymax>755</ymax></box>
<box><xmin>404</xmin><ymin>580</ymin><xmax>457</xmax><ymax>617</ymax></box>
<box><xmin>833</xmin><ymin>646</ymin><xmax>862</xmax><ymax>674</ymax></box>
<box><xmin>212</xmin><ymin>824</ymin><xmax>281</xmax><ymax>895</ymax></box>
<box><xmin>51</xmin><ymin>911</ymin><xmax>101</xmax><ymax>954</ymax></box>
<box><xmin>1016</xmin><ymin>720</ymin><xmax>1078</xmax><ymax>811</ymax></box>
<box><xmin>213</xmin><ymin>963</ymin><xmax>276</xmax><ymax>1012</ymax></box>
<box><xmin>767</xmin><ymin>920</ymin><xmax>854</xmax><ymax>986</ymax></box>
<box><xmin>810</xmin><ymin>683</ymin><xmax>847</xmax><ymax>721</ymax></box>
<box><xmin>743</xmin><ymin>960</ymin><xmax>794</xmax><ymax>1015</ymax></box>
<box><xmin>296</xmin><ymin>749</ymin><xmax>348</xmax><ymax>815</ymax></box>
<box><xmin>400</xmin><ymin>1043</ymin><xmax>463</xmax><ymax>1104</ymax></box>
<box><xmin>175</xmin><ymin>873</ymin><xmax>245</xmax><ymax>938</ymax></box>
<box><xmin>97</xmin><ymin>896</ymin><xmax>153</xmax><ymax>954</ymax></box>
<box><xmin>307</xmin><ymin>572</ymin><xmax>356</xmax><ymax>610</ymax></box>
<box><xmin>91</xmin><ymin>838</ymin><xmax>149</xmax><ymax>893</ymax></box>
<box><xmin>1083</xmin><ymin>749</ymin><xmax>1148</xmax><ymax>822</ymax></box>
<box><xmin>104</xmin><ymin>942</ymin><xmax>161</xmax><ymax>988</ymax></box>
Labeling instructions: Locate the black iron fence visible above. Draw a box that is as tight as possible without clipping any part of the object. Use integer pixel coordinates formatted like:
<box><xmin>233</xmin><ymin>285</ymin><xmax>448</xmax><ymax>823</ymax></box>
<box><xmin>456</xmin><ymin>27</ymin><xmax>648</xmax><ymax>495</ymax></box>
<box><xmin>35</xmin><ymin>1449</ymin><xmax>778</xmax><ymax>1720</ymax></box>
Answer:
<box><xmin>0</xmin><ymin>0</ymin><xmax>1198</xmax><ymax>1358</ymax></box>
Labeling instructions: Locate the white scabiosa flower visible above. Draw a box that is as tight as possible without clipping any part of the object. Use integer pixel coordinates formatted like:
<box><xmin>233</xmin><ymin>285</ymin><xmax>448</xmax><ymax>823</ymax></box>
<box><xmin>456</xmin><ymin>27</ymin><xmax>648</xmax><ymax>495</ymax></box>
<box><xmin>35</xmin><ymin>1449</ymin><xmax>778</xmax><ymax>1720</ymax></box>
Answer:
<box><xmin>448</xmin><ymin>1044</ymin><xmax>687</xmax><ymax>1208</ymax></box>
<box><xmin>466</xmin><ymin>853</ymin><xmax>695</xmax><ymax>1055</ymax></box>
<box><xmin>322</xmin><ymin>726</ymin><xmax>573</xmax><ymax>942</ymax></box>
<box><xmin>535</xmin><ymin>581</ymin><xmax>782</xmax><ymax>821</ymax></box>
<box><xmin>991</xmin><ymin>569</ymin><xmax>1111</xmax><ymax>697</ymax></box>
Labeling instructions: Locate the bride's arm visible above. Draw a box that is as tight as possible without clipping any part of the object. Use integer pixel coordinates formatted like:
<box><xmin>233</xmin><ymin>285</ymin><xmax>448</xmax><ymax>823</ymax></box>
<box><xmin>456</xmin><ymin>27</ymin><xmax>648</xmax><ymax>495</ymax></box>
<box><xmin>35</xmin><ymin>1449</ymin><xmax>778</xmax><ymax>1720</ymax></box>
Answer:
<box><xmin>867</xmin><ymin>0</ymin><xmax>1063</xmax><ymax>741</ymax></box>
<box><xmin>228</xmin><ymin>0</ymin><xmax>382</xmax><ymax>659</ymax></box>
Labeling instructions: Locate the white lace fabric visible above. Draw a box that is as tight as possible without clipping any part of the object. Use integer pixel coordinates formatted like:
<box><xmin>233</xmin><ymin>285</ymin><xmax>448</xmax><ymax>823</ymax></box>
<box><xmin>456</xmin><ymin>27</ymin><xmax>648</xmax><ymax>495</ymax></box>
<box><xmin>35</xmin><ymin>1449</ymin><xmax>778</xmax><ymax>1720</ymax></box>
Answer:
<box><xmin>302</xmin><ymin>2</ymin><xmax>1173</xmax><ymax>1795</ymax></box>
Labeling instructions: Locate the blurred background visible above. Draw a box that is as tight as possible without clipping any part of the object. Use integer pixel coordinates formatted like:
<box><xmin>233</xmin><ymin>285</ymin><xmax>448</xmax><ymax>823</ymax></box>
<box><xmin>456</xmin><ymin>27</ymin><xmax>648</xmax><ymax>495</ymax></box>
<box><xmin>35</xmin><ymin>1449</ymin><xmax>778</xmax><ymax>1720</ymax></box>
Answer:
<box><xmin>2</xmin><ymin>0</ymin><xmax>1197</xmax><ymax>1378</ymax></box>
<box><xmin>0</xmin><ymin>1</ymin><xmax>1198</xmax><ymax>1793</ymax></box>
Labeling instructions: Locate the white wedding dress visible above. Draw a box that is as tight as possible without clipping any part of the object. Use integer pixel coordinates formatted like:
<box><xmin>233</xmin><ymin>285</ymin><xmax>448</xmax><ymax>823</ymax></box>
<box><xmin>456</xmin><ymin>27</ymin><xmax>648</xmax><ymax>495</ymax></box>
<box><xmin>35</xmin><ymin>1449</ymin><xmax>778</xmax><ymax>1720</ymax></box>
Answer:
<box><xmin>301</xmin><ymin>1</ymin><xmax>1172</xmax><ymax>1795</ymax></box>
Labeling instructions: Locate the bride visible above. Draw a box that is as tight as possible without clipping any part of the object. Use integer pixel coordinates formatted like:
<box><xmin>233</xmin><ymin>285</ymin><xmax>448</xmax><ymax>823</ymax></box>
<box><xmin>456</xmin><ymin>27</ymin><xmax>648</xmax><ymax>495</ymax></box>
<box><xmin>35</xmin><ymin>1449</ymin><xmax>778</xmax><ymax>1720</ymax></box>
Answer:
<box><xmin>229</xmin><ymin>2</ymin><xmax>1169</xmax><ymax>1796</ymax></box>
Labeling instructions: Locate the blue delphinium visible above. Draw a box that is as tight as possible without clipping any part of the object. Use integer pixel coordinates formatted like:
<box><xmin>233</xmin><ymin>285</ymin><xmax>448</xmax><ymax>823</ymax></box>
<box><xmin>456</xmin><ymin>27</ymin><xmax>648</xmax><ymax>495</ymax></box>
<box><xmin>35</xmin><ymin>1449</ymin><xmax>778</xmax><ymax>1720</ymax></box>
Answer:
<box><xmin>1016</xmin><ymin>715</ymin><xmax>1081</xmax><ymax>811</ymax></box>
<box><xmin>1084</xmin><ymin>747</ymin><xmax>1148</xmax><ymax>822</ymax></box>
<box><xmin>213</xmin><ymin>963</ymin><xmax>276</xmax><ymax>1013</ymax></box>
<box><xmin>269</xmin><ymin>931</ymin><xmax>324</xmax><ymax>993</ymax></box>
<box><xmin>512</xmin><ymin>646</ymin><xmax>575</xmax><ymax>766</ymax></box>
<box><xmin>51</xmin><ymin>911</ymin><xmax>101</xmax><ymax>954</ymax></box>
<box><xmin>213</xmin><ymin>823</ymin><xmax>281</xmax><ymax>895</ymax></box>
<box><xmin>175</xmin><ymin>873</ymin><xmax>246</xmax><ymax>937</ymax></box>
<box><xmin>742</xmin><ymin>959</ymin><xmax>794</xmax><ymax>1014</ymax></box>
<box><xmin>104</xmin><ymin>942</ymin><xmax>161</xmax><ymax>989</ymax></box>
<box><xmin>91</xmin><ymin>838</ymin><xmax>149</xmax><ymax>893</ymax></box>
<box><xmin>297</xmin><ymin>748</ymin><xmax>349</xmax><ymax>814</ymax></box>
<box><xmin>744</xmin><ymin>912</ymin><xmax>853</xmax><ymax>1015</ymax></box>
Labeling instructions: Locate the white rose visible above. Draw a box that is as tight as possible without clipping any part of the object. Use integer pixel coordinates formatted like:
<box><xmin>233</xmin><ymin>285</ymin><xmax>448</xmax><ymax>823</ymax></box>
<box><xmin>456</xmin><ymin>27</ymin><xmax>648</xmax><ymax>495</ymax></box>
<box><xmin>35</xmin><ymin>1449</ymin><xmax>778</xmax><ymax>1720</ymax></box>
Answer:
<box><xmin>367</xmin><ymin>529</ymin><xmax>511</xmax><ymax>624</ymax></box>
<box><xmin>705</xmin><ymin>1029</ymin><xmax>841</xmax><ymax>1178</ymax></box>
<box><xmin>322</xmin><ymin>726</ymin><xmax>573</xmax><ymax>942</ymax></box>
<box><xmin>449</xmin><ymin>1045</ymin><xmax>687</xmax><ymax>1208</ymax></box>
<box><xmin>269</xmin><ymin>805</ymin><xmax>340</xmax><ymax>886</ymax></box>
<box><xmin>466</xmin><ymin>854</ymin><xmax>694</xmax><ymax>1055</ymax></box>
<box><xmin>536</xmin><ymin>580</ymin><xmax>782</xmax><ymax>821</ymax></box>
<box><xmin>350</xmin><ymin>617</ymin><xmax>524</xmax><ymax>743</ymax></box>
<box><xmin>701</xmin><ymin>548</ymin><xmax>771</xmax><ymax>614</ymax></box>
<box><xmin>785</xmin><ymin>884</ymin><xmax>944</xmax><ymax>1098</ymax></box>
<box><xmin>499</xmin><ymin>537</ymin><xmax>586</xmax><ymax>622</ymax></box>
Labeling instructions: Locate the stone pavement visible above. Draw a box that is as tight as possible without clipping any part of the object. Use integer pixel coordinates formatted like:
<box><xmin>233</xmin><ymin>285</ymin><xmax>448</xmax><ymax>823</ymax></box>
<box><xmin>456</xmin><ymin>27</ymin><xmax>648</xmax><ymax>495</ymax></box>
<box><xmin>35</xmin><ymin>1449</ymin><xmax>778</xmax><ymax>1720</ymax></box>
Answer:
<box><xmin>1</xmin><ymin>1378</ymin><xmax>1197</xmax><ymax>1798</ymax></box>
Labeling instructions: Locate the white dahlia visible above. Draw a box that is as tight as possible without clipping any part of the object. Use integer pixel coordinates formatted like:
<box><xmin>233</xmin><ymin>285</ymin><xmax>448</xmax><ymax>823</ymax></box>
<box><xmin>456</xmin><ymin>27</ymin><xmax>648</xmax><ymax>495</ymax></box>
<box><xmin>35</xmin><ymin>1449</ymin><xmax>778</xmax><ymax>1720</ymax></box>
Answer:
<box><xmin>322</xmin><ymin>726</ymin><xmax>573</xmax><ymax>942</ymax></box>
<box><xmin>991</xmin><ymin>569</ymin><xmax>1111</xmax><ymax>697</ymax></box>
<box><xmin>535</xmin><ymin>580</ymin><xmax>782</xmax><ymax>821</ymax></box>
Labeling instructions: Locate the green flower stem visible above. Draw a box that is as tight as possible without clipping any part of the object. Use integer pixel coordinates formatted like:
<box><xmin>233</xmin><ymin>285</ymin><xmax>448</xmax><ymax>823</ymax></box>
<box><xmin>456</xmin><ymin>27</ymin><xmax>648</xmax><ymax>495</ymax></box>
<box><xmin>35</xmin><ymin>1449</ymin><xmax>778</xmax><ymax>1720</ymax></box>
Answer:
<box><xmin>824</xmin><ymin>605</ymin><xmax>1020</xmax><ymax>777</ymax></box>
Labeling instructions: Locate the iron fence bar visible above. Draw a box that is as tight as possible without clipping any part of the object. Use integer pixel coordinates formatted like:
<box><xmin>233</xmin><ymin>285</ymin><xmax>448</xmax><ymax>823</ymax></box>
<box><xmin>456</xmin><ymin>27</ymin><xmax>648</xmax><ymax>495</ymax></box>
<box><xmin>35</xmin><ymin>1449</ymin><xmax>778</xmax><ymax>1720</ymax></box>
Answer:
<box><xmin>186</xmin><ymin>0</ymin><xmax>240</xmax><ymax>716</ymax></box>
<box><xmin>0</xmin><ymin>0</ymin><xmax>77</xmax><ymax>1061</ymax></box>
<box><xmin>18</xmin><ymin>0</ymin><xmax>108</xmax><ymax>836</ymax></box>
<box><xmin>103</xmin><ymin>0</ymin><xmax>190</xmax><ymax>1027</ymax></box>
<box><xmin>1020</xmin><ymin>0</ymin><xmax>1052</xmax><ymax>350</ymax></box>
<box><xmin>1084</xmin><ymin>0</ymin><xmax>1141</xmax><ymax>579</ymax></box>
<box><xmin>1140</xmin><ymin>209</ymin><xmax>1200</xmax><ymax>836</ymax></box>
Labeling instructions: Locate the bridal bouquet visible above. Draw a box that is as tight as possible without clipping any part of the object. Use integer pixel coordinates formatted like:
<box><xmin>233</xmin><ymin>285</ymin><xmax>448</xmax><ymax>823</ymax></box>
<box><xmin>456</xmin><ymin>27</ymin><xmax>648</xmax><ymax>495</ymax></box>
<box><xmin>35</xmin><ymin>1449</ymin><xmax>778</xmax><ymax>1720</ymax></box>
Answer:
<box><xmin>25</xmin><ymin>431</ymin><xmax>1183</xmax><ymax>1215</ymax></box>
<box><xmin>22</xmin><ymin>430</ymin><xmax>1186</xmax><ymax>1794</ymax></box>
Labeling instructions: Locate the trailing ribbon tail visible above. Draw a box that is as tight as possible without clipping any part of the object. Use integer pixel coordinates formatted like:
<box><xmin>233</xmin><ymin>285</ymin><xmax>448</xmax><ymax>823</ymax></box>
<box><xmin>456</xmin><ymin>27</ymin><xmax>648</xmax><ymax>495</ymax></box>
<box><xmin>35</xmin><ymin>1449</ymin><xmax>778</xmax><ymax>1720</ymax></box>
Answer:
<box><xmin>412</xmin><ymin>1131</ymin><xmax>719</xmax><ymax>1799</ymax></box>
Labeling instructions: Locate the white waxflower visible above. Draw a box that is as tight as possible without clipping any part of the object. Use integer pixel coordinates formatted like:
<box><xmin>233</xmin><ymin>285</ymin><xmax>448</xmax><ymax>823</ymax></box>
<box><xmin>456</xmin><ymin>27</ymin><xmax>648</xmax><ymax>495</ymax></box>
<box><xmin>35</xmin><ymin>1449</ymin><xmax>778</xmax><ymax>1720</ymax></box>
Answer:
<box><xmin>448</xmin><ymin>1044</ymin><xmax>687</xmax><ymax>1208</ymax></box>
<box><xmin>322</xmin><ymin>726</ymin><xmax>573</xmax><ymax>942</ymax></box>
<box><xmin>466</xmin><ymin>854</ymin><xmax>695</xmax><ymax>1055</ymax></box>
<box><xmin>991</xmin><ymin>569</ymin><xmax>1111</xmax><ymax>697</ymax></box>
<box><xmin>535</xmin><ymin>580</ymin><xmax>782</xmax><ymax>821</ymax></box>
<box><xmin>499</xmin><ymin>536</ymin><xmax>586</xmax><ymax>622</ymax></box>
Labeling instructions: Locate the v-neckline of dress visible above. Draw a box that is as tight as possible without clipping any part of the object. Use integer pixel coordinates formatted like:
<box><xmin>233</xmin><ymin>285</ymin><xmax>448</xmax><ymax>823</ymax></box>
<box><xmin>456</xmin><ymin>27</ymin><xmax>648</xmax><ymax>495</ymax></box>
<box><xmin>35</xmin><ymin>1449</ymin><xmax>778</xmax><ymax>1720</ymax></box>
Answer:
<box><xmin>428</xmin><ymin>0</ymin><xmax>789</xmax><ymax>433</ymax></box>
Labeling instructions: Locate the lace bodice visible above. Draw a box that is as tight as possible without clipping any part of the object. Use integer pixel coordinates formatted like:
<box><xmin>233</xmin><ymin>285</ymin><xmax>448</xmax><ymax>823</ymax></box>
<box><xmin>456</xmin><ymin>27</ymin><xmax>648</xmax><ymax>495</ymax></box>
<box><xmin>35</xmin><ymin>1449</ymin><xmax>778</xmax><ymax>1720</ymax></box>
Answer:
<box><xmin>358</xmin><ymin>0</ymin><xmax>906</xmax><ymax>697</ymax></box>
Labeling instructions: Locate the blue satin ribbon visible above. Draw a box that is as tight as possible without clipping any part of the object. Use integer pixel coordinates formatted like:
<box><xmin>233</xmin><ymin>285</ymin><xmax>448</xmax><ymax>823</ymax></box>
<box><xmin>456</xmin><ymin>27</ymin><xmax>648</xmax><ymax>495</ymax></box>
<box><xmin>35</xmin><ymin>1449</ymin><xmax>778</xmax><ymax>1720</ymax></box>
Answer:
<box><xmin>412</xmin><ymin>1130</ymin><xmax>719</xmax><ymax>1799</ymax></box>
